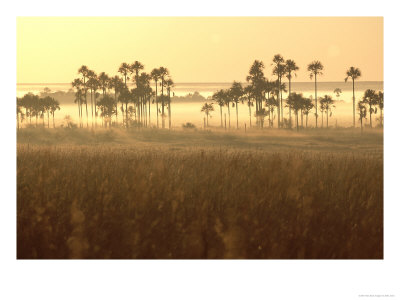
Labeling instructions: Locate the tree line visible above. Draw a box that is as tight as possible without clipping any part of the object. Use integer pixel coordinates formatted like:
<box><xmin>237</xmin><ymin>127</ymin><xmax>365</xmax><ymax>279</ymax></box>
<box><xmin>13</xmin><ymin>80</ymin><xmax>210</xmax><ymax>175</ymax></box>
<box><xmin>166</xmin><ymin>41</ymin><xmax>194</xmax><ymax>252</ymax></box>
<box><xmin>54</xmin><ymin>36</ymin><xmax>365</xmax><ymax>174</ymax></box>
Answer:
<box><xmin>16</xmin><ymin>94</ymin><xmax>60</xmax><ymax>129</ymax></box>
<box><xmin>71</xmin><ymin>62</ymin><xmax>173</xmax><ymax>129</ymax></box>
<box><xmin>201</xmin><ymin>55</ymin><xmax>383</xmax><ymax>130</ymax></box>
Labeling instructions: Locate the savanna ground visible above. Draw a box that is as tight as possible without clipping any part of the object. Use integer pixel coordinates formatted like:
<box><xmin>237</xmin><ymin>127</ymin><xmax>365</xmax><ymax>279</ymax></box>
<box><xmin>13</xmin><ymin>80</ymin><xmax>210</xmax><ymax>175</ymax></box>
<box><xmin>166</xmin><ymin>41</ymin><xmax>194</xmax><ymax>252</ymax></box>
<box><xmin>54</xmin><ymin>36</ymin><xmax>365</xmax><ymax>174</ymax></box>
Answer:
<box><xmin>17</xmin><ymin>127</ymin><xmax>383</xmax><ymax>259</ymax></box>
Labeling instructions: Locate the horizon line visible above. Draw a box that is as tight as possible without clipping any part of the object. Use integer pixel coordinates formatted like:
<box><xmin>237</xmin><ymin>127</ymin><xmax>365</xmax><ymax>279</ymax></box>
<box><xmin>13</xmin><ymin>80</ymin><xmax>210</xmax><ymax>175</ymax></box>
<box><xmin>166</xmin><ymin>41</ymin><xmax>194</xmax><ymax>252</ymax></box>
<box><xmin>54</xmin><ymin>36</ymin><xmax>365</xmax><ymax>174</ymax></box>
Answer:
<box><xmin>17</xmin><ymin>80</ymin><xmax>384</xmax><ymax>85</ymax></box>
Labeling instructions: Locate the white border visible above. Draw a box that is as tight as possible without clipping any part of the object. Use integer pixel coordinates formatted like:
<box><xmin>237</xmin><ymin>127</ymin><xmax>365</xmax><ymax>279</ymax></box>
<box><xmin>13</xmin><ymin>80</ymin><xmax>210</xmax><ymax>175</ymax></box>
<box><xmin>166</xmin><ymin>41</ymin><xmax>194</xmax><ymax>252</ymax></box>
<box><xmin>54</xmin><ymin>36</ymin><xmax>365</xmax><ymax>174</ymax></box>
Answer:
<box><xmin>2</xmin><ymin>1</ymin><xmax>399</xmax><ymax>300</ymax></box>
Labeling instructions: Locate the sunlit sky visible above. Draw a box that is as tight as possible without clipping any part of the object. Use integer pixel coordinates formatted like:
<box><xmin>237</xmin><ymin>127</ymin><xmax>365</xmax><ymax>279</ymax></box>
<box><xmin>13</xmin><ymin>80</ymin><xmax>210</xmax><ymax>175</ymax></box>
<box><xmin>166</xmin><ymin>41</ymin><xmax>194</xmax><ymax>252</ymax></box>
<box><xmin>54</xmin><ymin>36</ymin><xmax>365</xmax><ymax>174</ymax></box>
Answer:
<box><xmin>17</xmin><ymin>17</ymin><xmax>383</xmax><ymax>83</ymax></box>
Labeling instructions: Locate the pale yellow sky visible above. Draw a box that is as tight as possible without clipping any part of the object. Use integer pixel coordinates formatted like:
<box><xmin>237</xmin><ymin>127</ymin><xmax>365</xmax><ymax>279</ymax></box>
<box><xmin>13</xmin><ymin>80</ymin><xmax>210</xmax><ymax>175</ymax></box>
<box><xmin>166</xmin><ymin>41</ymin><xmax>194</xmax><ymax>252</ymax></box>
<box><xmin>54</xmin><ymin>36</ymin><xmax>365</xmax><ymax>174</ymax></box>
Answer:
<box><xmin>17</xmin><ymin>17</ymin><xmax>383</xmax><ymax>83</ymax></box>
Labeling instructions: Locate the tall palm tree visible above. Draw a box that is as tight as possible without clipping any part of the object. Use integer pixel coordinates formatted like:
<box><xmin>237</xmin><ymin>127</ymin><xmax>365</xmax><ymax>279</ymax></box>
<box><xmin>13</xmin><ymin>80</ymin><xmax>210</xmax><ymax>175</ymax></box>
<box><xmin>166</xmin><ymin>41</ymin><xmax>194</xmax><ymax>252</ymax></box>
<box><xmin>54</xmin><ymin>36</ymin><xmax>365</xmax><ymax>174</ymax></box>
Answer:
<box><xmin>307</xmin><ymin>61</ymin><xmax>324</xmax><ymax>128</ymax></box>
<box><xmin>246</xmin><ymin>60</ymin><xmax>265</xmax><ymax>127</ymax></box>
<box><xmin>201</xmin><ymin>102</ymin><xmax>214</xmax><ymax>127</ymax></box>
<box><xmin>377</xmin><ymin>91</ymin><xmax>384</xmax><ymax>126</ymax></box>
<box><xmin>345</xmin><ymin>66</ymin><xmax>361</xmax><ymax>127</ymax></box>
<box><xmin>72</xmin><ymin>78</ymin><xmax>84</xmax><ymax>127</ymax></box>
<box><xmin>285</xmin><ymin>59</ymin><xmax>299</xmax><ymax>128</ymax></box>
<box><xmin>118</xmin><ymin>63</ymin><xmax>130</xmax><ymax>88</ymax></box>
<box><xmin>272</xmin><ymin>54</ymin><xmax>287</xmax><ymax>128</ymax></box>
<box><xmin>243</xmin><ymin>85</ymin><xmax>254</xmax><ymax>128</ymax></box>
<box><xmin>165</xmin><ymin>78</ymin><xmax>174</xmax><ymax>129</ymax></box>
<box><xmin>78</xmin><ymin>65</ymin><xmax>90</xmax><ymax>128</ymax></box>
<box><xmin>230</xmin><ymin>81</ymin><xmax>243</xmax><ymax>129</ymax></box>
<box><xmin>109</xmin><ymin>76</ymin><xmax>124</xmax><ymax>126</ymax></box>
<box><xmin>212</xmin><ymin>89</ymin><xmax>225</xmax><ymax>127</ymax></box>
<box><xmin>49</xmin><ymin>98</ymin><xmax>60</xmax><ymax>128</ymax></box>
<box><xmin>362</xmin><ymin>89</ymin><xmax>378</xmax><ymax>127</ymax></box>
<box><xmin>87</xmin><ymin>70</ymin><xmax>97</xmax><ymax>128</ymax></box>
<box><xmin>159</xmin><ymin>67</ymin><xmax>169</xmax><ymax>128</ymax></box>
<box><xmin>131</xmin><ymin>61</ymin><xmax>144</xmax><ymax>88</ymax></box>
<box><xmin>151</xmin><ymin>68</ymin><xmax>161</xmax><ymax>128</ymax></box>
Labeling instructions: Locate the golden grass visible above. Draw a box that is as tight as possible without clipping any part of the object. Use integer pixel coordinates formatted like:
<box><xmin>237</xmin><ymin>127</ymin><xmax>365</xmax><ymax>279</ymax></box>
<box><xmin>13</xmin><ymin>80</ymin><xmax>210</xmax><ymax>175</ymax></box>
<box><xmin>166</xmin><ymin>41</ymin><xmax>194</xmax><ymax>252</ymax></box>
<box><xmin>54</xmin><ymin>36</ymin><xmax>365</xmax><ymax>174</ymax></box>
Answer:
<box><xmin>17</xmin><ymin>132</ymin><xmax>383</xmax><ymax>258</ymax></box>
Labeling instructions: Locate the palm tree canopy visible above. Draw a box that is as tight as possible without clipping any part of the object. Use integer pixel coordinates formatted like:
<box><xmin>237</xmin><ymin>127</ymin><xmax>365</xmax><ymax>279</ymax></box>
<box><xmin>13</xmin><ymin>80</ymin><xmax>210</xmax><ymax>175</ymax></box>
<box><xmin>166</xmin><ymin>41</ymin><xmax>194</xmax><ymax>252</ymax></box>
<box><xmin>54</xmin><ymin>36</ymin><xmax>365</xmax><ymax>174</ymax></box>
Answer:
<box><xmin>362</xmin><ymin>89</ymin><xmax>378</xmax><ymax>105</ymax></box>
<box><xmin>247</xmin><ymin>60</ymin><xmax>265</xmax><ymax>83</ymax></box>
<box><xmin>345</xmin><ymin>66</ymin><xmax>361</xmax><ymax>82</ymax></box>
<box><xmin>201</xmin><ymin>102</ymin><xmax>214</xmax><ymax>115</ymax></box>
<box><xmin>285</xmin><ymin>59</ymin><xmax>299</xmax><ymax>80</ymax></box>
<box><xmin>307</xmin><ymin>61</ymin><xmax>324</xmax><ymax>79</ymax></box>
<box><xmin>230</xmin><ymin>81</ymin><xmax>243</xmax><ymax>103</ymax></box>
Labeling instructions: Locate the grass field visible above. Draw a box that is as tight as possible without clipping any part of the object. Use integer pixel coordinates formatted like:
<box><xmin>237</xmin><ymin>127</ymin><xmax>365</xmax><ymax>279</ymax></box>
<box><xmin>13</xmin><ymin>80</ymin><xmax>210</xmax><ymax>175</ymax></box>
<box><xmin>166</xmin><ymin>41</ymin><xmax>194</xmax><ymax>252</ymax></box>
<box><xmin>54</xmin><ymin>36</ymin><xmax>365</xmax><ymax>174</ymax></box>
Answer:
<box><xmin>17</xmin><ymin>128</ymin><xmax>383</xmax><ymax>259</ymax></box>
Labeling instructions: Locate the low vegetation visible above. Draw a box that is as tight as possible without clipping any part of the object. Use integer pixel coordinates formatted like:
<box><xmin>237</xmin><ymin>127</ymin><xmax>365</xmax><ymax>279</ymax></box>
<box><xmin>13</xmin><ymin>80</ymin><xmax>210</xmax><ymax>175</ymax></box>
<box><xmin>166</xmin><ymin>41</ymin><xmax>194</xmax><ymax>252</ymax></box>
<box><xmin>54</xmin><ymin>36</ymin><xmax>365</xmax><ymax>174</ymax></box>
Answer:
<box><xmin>17</xmin><ymin>128</ymin><xmax>383</xmax><ymax>259</ymax></box>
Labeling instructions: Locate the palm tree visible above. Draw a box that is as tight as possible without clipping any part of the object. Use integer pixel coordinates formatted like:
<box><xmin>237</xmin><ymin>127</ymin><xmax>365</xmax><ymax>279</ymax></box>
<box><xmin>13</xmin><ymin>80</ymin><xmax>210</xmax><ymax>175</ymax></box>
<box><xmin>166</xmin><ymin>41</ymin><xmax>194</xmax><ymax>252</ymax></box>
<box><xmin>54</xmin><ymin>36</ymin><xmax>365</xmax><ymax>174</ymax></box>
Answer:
<box><xmin>165</xmin><ymin>78</ymin><xmax>174</xmax><ymax>129</ymax></box>
<box><xmin>131</xmin><ymin>61</ymin><xmax>144</xmax><ymax>88</ymax></box>
<box><xmin>96</xmin><ymin>95</ymin><xmax>116</xmax><ymax>128</ymax></box>
<box><xmin>72</xmin><ymin>78</ymin><xmax>84</xmax><ymax>127</ymax></box>
<box><xmin>358</xmin><ymin>101</ymin><xmax>367</xmax><ymax>132</ymax></box>
<box><xmin>362</xmin><ymin>89</ymin><xmax>378</xmax><ymax>127</ymax></box>
<box><xmin>333</xmin><ymin>88</ymin><xmax>342</xmax><ymax>100</ymax></box>
<box><xmin>159</xmin><ymin>67</ymin><xmax>169</xmax><ymax>128</ymax></box>
<box><xmin>87</xmin><ymin>70</ymin><xmax>97</xmax><ymax>128</ymax></box>
<box><xmin>78</xmin><ymin>65</ymin><xmax>90</xmax><ymax>128</ymax></box>
<box><xmin>302</xmin><ymin>97</ymin><xmax>314</xmax><ymax>128</ymax></box>
<box><xmin>151</xmin><ymin>68</ymin><xmax>161</xmax><ymax>128</ymax></box>
<box><xmin>243</xmin><ymin>85</ymin><xmax>254</xmax><ymax>128</ymax></box>
<box><xmin>17</xmin><ymin>98</ymin><xmax>24</xmax><ymax>130</ymax></box>
<box><xmin>319</xmin><ymin>95</ymin><xmax>335</xmax><ymax>128</ymax></box>
<box><xmin>118</xmin><ymin>62</ymin><xmax>131</xmax><ymax>88</ymax></box>
<box><xmin>345</xmin><ymin>67</ymin><xmax>361</xmax><ymax>127</ymax></box>
<box><xmin>212</xmin><ymin>89</ymin><xmax>226</xmax><ymax>127</ymax></box>
<box><xmin>119</xmin><ymin>87</ymin><xmax>131</xmax><ymax>128</ymax></box>
<box><xmin>230</xmin><ymin>81</ymin><xmax>243</xmax><ymax>129</ymax></box>
<box><xmin>246</xmin><ymin>60</ymin><xmax>265</xmax><ymax>127</ymax></box>
<box><xmin>272</xmin><ymin>55</ymin><xmax>287</xmax><ymax>128</ymax></box>
<box><xmin>286</xmin><ymin>93</ymin><xmax>303</xmax><ymax>131</ymax></box>
<box><xmin>285</xmin><ymin>59</ymin><xmax>299</xmax><ymax>128</ymax></box>
<box><xmin>109</xmin><ymin>76</ymin><xmax>124</xmax><ymax>126</ymax></box>
<box><xmin>307</xmin><ymin>61</ymin><xmax>324</xmax><ymax>128</ymax></box>
<box><xmin>49</xmin><ymin>98</ymin><xmax>60</xmax><ymax>128</ymax></box>
<box><xmin>377</xmin><ymin>91</ymin><xmax>384</xmax><ymax>126</ymax></box>
<box><xmin>201</xmin><ymin>102</ymin><xmax>214</xmax><ymax>127</ymax></box>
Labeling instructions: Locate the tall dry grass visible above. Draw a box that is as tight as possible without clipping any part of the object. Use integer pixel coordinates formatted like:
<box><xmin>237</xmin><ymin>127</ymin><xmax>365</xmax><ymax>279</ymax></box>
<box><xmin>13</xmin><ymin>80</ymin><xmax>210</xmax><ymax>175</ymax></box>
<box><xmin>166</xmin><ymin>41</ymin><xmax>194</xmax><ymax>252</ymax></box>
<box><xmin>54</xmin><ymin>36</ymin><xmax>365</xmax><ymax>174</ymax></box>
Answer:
<box><xmin>17</xmin><ymin>144</ymin><xmax>383</xmax><ymax>259</ymax></box>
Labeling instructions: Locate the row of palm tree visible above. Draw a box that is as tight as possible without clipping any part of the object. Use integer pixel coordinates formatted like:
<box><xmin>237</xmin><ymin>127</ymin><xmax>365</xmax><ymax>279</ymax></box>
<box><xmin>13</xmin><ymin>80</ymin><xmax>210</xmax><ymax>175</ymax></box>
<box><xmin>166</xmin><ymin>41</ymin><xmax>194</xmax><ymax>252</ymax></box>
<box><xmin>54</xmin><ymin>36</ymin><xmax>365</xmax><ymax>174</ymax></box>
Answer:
<box><xmin>17</xmin><ymin>93</ymin><xmax>60</xmax><ymax>129</ymax></box>
<box><xmin>71</xmin><ymin>62</ymin><xmax>174</xmax><ymax>129</ymax></box>
<box><xmin>206</xmin><ymin>57</ymin><xmax>382</xmax><ymax>130</ymax></box>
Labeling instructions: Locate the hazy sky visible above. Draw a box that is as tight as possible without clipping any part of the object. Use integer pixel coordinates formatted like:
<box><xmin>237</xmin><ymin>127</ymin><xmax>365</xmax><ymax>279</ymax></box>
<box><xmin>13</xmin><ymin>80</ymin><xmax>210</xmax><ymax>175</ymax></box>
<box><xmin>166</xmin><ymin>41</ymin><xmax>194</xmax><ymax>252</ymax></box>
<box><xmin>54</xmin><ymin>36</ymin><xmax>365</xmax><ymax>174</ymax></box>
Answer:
<box><xmin>17</xmin><ymin>17</ymin><xmax>383</xmax><ymax>83</ymax></box>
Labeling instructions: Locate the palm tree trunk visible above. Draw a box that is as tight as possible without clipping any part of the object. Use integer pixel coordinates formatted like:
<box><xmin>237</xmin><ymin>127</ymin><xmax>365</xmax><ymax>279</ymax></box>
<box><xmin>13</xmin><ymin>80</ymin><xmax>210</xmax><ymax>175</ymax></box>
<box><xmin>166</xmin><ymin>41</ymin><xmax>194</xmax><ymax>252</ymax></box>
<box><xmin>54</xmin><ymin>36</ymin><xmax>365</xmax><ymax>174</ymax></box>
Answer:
<box><xmin>91</xmin><ymin>90</ymin><xmax>94</xmax><ymax>128</ymax></box>
<box><xmin>249</xmin><ymin>104</ymin><xmax>252</xmax><ymax>128</ymax></box>
<box><xmin>168</xmin><ymin>93</ymin><xmax>171</xmax><ymax>129</ymax></box>
<box><xmin>126</xmin><ymin>103</ymin><xmax>129</xmax><ymax>128</ymax></box>
<box><xmin>220</xmin><ymin>105</ymin><xmax>223</xmax><ymax>127</ymax></box>
<box><xmin>289</xmin><ymin>77</ymin><xmax>292</xmax><ymax>128</ymax></box>
<box><xmin>315</xmin><ymin>75</ymin><xmax>318</xmax><ymax>128</ymax></box>
<box><xmin>115</xmin><ymin>91</ymin><xmax>118</xmax><ymax>127</ymax></box>
<box><xmin>47</xmin><ymin>111</ymin><xmax>50</xmax><ymax>128</ymax></box>
<box><xmin>321</xmin><ymin>110</ymin><xmax>324</xmax><ymax>128</ymax></box>
<box><xmin>236</xmin><ymin>102</ymin><xmax>239</xmax><ymax>129</ymax></box>
<box><xmin>228</xmin><ymin>104</ymin><xmax>231</xmax><ymax>129</ymax></box>
<box><xmin>352</xmin><ymin>79</ymin><xmax>355</xmax><ymax>127</ymax></box>
<box><xmin>296</xmin><ymin>110</ymin><xmax>299</xmax><ymax>131</ymax></box>
<box><xmin>369</xmin><ymin>104</ymin><xmax>373</xmax><ymax>127</ymax></box>
<box><xmin>155</xmin><ymin>81</ymin><xmax>159</xmax><ymax>128</ymax></box>
<box><xmin>52</xmin><ymin>112</ymin><xmax>55</xmax><ymax>128</ymax></box>
<box><xmin>380</xmin><ymin>107</ymin><xmax>383</xmax><ymax>126</ymax></box>
<box><xmin>85</xmin><ymin>100</ymin><xmax>88</xmax><ymax>128</ymax></box>
<box><xmin>326</xmin><ymin>110</ymin><xmax>329</xmax><ymax>127</ymax></box>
